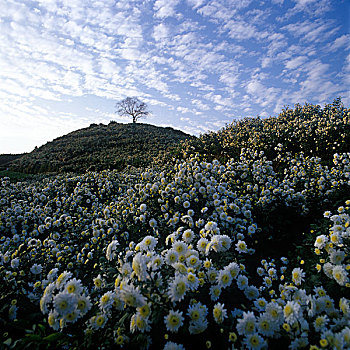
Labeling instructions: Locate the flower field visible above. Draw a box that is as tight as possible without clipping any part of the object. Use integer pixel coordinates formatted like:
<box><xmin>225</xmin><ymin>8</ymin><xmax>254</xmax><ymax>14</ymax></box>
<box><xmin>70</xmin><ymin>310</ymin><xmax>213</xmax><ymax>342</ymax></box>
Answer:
<box><xmin>1</xmin><ymin>102</ymin><xmax>350</xmax><ymax>349</ymax></box>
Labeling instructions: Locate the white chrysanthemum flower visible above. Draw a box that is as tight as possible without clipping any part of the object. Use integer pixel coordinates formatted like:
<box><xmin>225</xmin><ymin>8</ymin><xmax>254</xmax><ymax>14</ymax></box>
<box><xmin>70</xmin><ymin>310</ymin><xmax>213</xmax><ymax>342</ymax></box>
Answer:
<box><xmin>164</xmin><ymin>310</ymin><xmax>184</xmax><ymax>333</ymax></box>
<box><xmin>244</xmin><ymin>285</ymin><xmax>259</xmax><ymax>300</ymax></box>
<box><xmin>219</xmin><ymin>235</ymin><xmax>232</xmax><ymax>251</ymax></box>
<box><xmin>314</xmin><ymin>315</ymin><xmax>329</xmax><ymax>332</ymax></box>
<box><xmin>217</xmin><ymin>269</ymin><xmax>233</xmax><ymax>288</ymax></box>
<box><xmin>139</xmin><ymin>203</ymin><xmax>147</xmax><ymax>212</ymax></box>
<box><xmin>132</xmin><ymin>253</ymin><xmax>149</xmax><ymax>281</ymax></box>
<box><xmin>189</xmin><ymin>317</ymin><xmax>208</xmax><ymax>334</ymax></box>
<box><xmin>283</xmin><ymin>301</ymin><xmax>301</xmax><ymax>325</ymax></box>
<box><xmin>130</xmin><ymin>313</ymin><xmax>151</xmax><ymax>333</ymax></box>
<box><xmin>149</xmin><ymin>218</ymin><xmax>157</xmax><ymax>228</ymax></box>
<box><xmin>47</xmin><ymin>268</ymin><xmax>59</xmax><ymax>282</ymax></box>
<box><xmin>173</xmin><ymin>241</ymin><xmax>188</xmax><ymax>256</ymax></box>
<box><xmin>186</xmin><ymin>272</ymin><xmax>199</xmax><ymax>291</ymax></box>
<box><xmin>314</xmin><ymin>234</ymin><xmax>328</xmax><ymax>249</ymax></box>
<box><xmin>56</xmin><ymin>271</ymin><xmax>73</xmax><ymax>289</ymax></box>
<box><xmin>106</xmin><ymin>240</ymin><xmax>119</xmax><ymax>261</ymax></box>
<box><xmin>183</xmin><ymin>200</ymin><xmax>190</xmax><ymax>209</ymax></box>
<box><xmin>11</xmin><ymin>258</ymin><xmax>19</xmax><ymax>269</ymax></box>
<box><xmin>182</xmin><ymin>229</ymin><xmax>194</xmax><ymax>243</ymax></box>
<box><xmin>213</xmin><ymin>302</ymin><xmax>227</xmax><ymax>324</ymax></box>
<box><xmin>205</xmin><ymin>221</ymin><xmax>218</xmax><ymax>232</ymax></box>
<box><xmin>30</xmin><ymin>263</ymin><xmax>43</xmax><ymax>275</ymax></box>
<box><xmin>120</xmin><ymin>284</ymin><xmax>146</xmax><ymax>308</ymax></box>
<box><xmin>197</xmin><ymin>237</ymin><xmax>209</xmax><ymax>254</ymax></box>
<box><xmin>40</xmin><ymin>293</ymin><xmax>51</xmax><ymax>314</ymax></box>
<box><xmin>292</xmin><ymin>267</ymin><xmax>305</xmax><ymax>286</ymax></box>
<box><xmin>237</xmin><ymin>275</ymin><xmax>249</xmax><ymax>290</ymax></box>
<box><xmin>267</xmin><ymin>268</ymin><xmax>277</xmax><ymax>278</ymax></box>
<box><xmin>187</xmin><ymin>302</ymin><xmax>208</xmax><ymax>322</ymax></box>
<box><xmin>235</xmin><ymin>240</ymin><xmax>248</xmax><ymax>253</ymax></box>
<box><xmin>140</xmin><ymin>235</ymin><xmax>158</xmax><ymax>251</ymax></box>
<box><xmin>149</xmin><ymin>254</ymin><xmax>163</xmax><ymax>270</ymax></box>
<box><xmin>99</xmin><ymin>291</ymin><xmax>115</xmax><ymax>311</ymax></box>
<box><xmin>47</xmin><ymin>310</ymin><xmax>60</xmax><ymax>331</ymax></box>
<box><xmin>163</xmin><ymin>341</ymin><xmax>186</xmax><ymax>350</ymax></box>
<box><xmin>209</xmin><ymin>285</ymin><xmax>221</xmax><ymax>301</ymax></box>
<box><xmin>165</xmin><ymin>249</ymin><xmax>179</xmax><ymax>265</ymax></box>
<box><xmin>339</xmin><ymin>298</ymin><xmax>350</xmax><ymax>316</ymax></box>
<box><xmin>323</xmin><ymin>262</ymin><xmax>334</xmax><ymax>279</ymax></box>
<box><xmin>90</xmin><ymin>313</ymin><xmax>108</xmax><ymax>329</ymax></box>
<box><xmin>243</xmin><ymin>332</ymin><xmax>267</xmax><ymax>350</ymax></box>
<box><xmin>226</xmin><ymin>262</ymin><xmax>240</xmax><ymax>279</ymax></box>
<box><xmin>332</xmin><ymin>265</ymin><xmax>348</xmax><ymax>286</ymax></box>
<box><xmin>330</xmin><ymin>250</ymin><xmax>345</xmax><ymax>265</ymax></box>
<box><xmin>256</xmin><ymin>313</ymin><xmax>276</xmax><ymax>337</ymax></box>
<box><xmin>53</xmin><ymin>292</ymin><xmax>78</xmax><ymax>316</ymax></box>
<box><xmin>64</xmin><ymin>278</ymin><xmax>83</xmax><ymax>295</ymax></box>
<box><xmin>64</xmin><ymin>310</ymin><xmax>80</xmax><ymax>324</ymax></box>
<box><xmin>330</xmin><ymin>232</ymin><xmax>342</xmax><ymax>245</ymax></box>
<box><xmin>168</xmin><ymin>275</ymin><xmax>187</xmax><ymax>302</ymax></box>
<box><xmin>253</xmin><ymin>298</ymin><xmax>267</xmax><ymax>312</ymax></box>
<box><xmin>265</xmin><ymin>302</ymin><xmax>283</xmax><ymax>326</ymax></box>
<box><xmin>236</xmin><ymin>311</ymin><xmax>256</xmax><ymax>335</ymax></box>
<box><xmin>77</xmin><ymin>295</ymin><xmax>92</xmax><ymax>315</ymax></box>
<box><xmin>186</xmin><ymin>255</ymin><xmax>200</xmax><ymax>269</ymax></box>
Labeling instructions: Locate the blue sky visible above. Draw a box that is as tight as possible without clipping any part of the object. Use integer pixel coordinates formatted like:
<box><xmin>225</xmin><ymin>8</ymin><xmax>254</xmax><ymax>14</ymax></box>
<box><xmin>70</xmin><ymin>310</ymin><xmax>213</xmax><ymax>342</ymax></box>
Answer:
<box><xmin>0</xmin><ymin>0</ymin><xmax>349</xmax><ymax>154</ymax></box>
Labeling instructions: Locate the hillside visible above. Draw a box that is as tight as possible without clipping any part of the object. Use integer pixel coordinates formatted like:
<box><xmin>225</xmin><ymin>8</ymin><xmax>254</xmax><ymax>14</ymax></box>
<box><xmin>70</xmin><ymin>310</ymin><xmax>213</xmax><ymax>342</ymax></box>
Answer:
<box><xmin>182</xmin><ymin>98</ymin><xmax>350</xmax><ymax>164</ymax></box>
<box><xmin>0</xmin><ymin>153</ymin><xmax>26</xmax><ymax>170</ymax></box>
<box><xmin>8</xmin><ymin>122</ymin><xmax>192</xmax><ymax>174</ymax></box>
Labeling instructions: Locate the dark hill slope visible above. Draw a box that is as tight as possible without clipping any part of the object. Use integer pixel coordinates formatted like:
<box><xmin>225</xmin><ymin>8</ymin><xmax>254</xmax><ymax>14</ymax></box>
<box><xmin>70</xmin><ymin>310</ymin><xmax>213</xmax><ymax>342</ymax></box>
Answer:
<box><xmin>0</xmin><ymin>154</ymin><xmax>26</xmax><ymax>171</ymax></box>
<box><xmin>9</xmin><ymin>122</ymin><xmax>193</xmax><ymax>174</ymax></box>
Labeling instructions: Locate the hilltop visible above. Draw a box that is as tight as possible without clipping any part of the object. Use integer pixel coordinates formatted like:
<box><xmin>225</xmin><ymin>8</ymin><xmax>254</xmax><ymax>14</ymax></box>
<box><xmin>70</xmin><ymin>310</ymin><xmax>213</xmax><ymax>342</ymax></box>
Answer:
<box><xmin>8</xmin><ymin>122</ymin><xmax>192</xmax><ymax>174</ymax></box>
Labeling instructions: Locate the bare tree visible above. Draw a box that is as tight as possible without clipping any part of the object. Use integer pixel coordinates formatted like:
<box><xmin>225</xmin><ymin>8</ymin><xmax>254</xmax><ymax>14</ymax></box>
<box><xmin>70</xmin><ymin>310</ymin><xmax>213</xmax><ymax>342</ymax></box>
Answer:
<box><xmin>116</xmin><ymin>97</ymin><xmax>150</xmax><ymax>123</ymax></box>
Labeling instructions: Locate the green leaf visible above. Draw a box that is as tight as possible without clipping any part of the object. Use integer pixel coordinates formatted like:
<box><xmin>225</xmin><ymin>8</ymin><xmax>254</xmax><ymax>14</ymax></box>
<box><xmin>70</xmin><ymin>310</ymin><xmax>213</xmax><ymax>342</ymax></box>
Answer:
<box><xmin>43</xmin><ymin>333</ymin><xmax>63</xmax><ymax>342</ymax></box>
<box><xmin>37</xmin><ymin>324</ymin><xmax>46</xmax><ymax>334</ymax></box>
<box><xmin>24</xmin><ymin>334</ymin><xmax>42</xmax><ymax>341</ymax></box>
<box><xmin>3</xmin><ymin>338</ymin><xmax>12</xmax><ymax>346</ymax></box>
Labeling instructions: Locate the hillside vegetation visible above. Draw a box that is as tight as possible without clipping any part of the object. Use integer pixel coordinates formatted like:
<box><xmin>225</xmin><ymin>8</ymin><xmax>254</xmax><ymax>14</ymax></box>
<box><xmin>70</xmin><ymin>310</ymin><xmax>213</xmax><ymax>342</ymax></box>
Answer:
<box><xmin>9</xmin><ymin>122</ymin><xmax>192</xmax><ymax>174</ymax></box>
<box><xmin>0</xmin><ymin>154</ymin><xmax>26</xmax><ymax>171</ymax></box>
<box><xmin>182</xmin><ymin>97</ymin><xmax>350</xmax><ymax>165</ymax></box>
<box><xmin>1</xmin><ymin>99</ymin><xmax>350</xmax><ymax>349</ymax></box>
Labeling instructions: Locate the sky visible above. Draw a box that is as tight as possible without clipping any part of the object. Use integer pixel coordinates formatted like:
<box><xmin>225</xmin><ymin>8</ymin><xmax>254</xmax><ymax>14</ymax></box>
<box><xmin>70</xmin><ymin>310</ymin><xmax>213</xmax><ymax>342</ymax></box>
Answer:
<box><xmin>0</xmin><ymin>0</ymin><xmax>349</xmax><ymax>154</ymax></box>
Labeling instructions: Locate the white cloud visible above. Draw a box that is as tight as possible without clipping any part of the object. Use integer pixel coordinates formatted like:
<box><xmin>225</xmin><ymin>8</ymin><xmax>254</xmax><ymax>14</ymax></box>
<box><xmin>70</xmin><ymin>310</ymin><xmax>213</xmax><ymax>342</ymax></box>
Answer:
<box><xmin>154</xmin><ymin>0</ymin><xmax>181</xmax><ymax>18</ymax></box>
<box><xmin>186</xmin><ymin>0</ymin><xmax>205</xmax><ymax>9</ymax></box>
<box><xmin>153</xmin><ymin>23</ymin><xmax>169</xmax><ymax>41</ymax></box>
<box><xmin>284</xmin><ymin>0</ymin><xmax>331</xmax><ymax>18</ymax></box>
<box><xmin>282</xmin><ymin>19</ymin><xmax>337</xmax><ymax>43</ymax></box>
<box><xmin>284</xmin><ymin>56</ymin><xmax>308</xmax><ymax>70</ymax></box>
<box><xmin>246</xmin><ymin>80</ymin><xmax>280</xmax><ymax>108</ymax></box>
<box><xmin>191</xmin><ymin>99</ymin><xmax>210</xmax><ymax>111</ymax></box>
<box><xmin>327</xmin><ymin>34</ymin><xmax>350</xmax><ymax>52</ymax></box>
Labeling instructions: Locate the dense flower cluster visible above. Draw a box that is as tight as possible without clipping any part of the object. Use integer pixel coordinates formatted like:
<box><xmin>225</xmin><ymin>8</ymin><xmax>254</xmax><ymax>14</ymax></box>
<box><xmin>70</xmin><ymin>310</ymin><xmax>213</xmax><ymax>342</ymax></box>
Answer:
<box><xmin>182</xmin><ymin>98</ymin><xmax>350</xmax><ymax>165</ymax></box>
<box><xmin>0</xmin><ymin>145</ymin><xmax>349</xmax><ymax>349</ymax></box>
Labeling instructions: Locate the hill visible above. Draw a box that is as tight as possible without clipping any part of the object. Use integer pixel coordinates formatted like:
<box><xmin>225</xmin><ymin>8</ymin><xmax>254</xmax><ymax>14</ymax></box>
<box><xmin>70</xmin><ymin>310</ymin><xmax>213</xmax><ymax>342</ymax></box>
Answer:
<box><xmin>8</xmin><ymin>122</ymin><xmax>192</xmax><ymax>174</ymax></box>
<box><xmin>0</xmin><ymin>153</ymin><xmax>26</xmax><ymax>170</ymax></box>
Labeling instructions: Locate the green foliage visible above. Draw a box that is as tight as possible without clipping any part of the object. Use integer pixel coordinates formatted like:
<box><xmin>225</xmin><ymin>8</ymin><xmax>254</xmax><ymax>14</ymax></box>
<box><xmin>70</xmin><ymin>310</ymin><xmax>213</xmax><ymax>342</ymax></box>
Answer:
<box><xmin>182</xmin><ymin>98</ymin><xmax>350</xmax><ymax>165</ymax></box>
